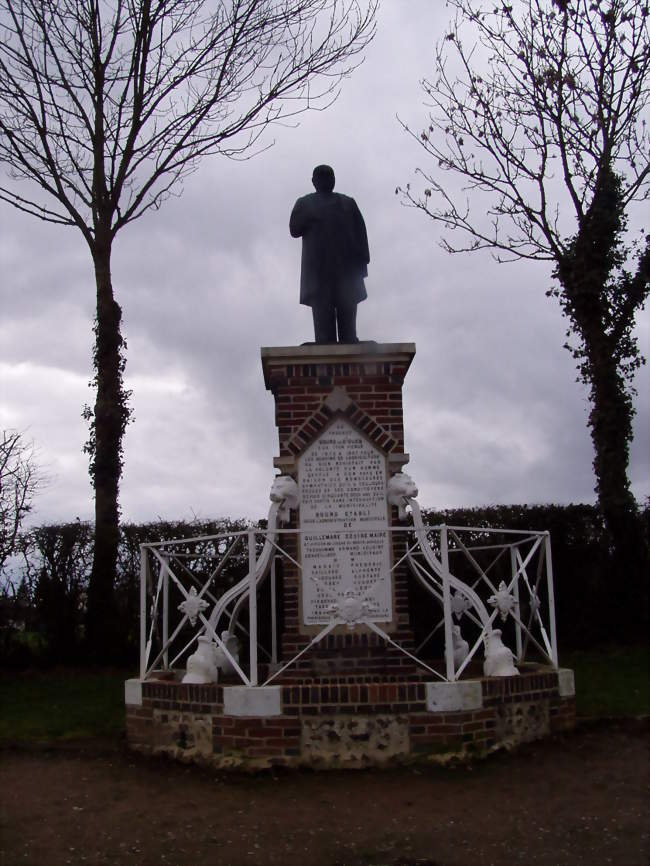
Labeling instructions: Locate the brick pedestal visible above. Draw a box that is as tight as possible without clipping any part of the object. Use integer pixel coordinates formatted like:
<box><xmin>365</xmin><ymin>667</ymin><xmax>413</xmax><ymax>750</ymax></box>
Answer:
<box><xmin>261</xmin><ymin>342</ymin><xmax>417</xmax><ymax>675</ymax></box>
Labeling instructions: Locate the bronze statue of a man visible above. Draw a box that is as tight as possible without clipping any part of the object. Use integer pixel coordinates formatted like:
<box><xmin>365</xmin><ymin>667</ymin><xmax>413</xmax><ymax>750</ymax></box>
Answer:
<box><xmin>290</xmin><ymin>164</ymin><xmax>370</xmax><ymax>343</ymax></box>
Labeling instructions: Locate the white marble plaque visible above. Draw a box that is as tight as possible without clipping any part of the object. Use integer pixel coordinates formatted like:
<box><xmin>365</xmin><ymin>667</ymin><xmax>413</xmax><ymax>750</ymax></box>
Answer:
<box><xmin>298</xmin><ymin>417</ymin><xmax>392</xmax><ymax>625</ymax></box>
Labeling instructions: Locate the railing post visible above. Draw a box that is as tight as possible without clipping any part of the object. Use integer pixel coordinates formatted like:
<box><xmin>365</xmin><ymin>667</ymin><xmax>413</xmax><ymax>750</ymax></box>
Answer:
<box><xmin>162</xmin><ymin>564</ymin><xmax>169</xmax><ymax>670</ymax></box>
<box><xmin>139</xmin><ymin>545</ymin><xmax>148</xmax><ymax>680</ymax></box>
<box><xmin>511</xmin><ymin>546</ymin><xmax>523</xmax><ymax>663</ymax></box>
<box><xmin>270</xmin><ymin>555</ymin><xmax>278</xmax><ymax>666</ymax></box>
<box><xmin>248</xmin><ymin>529</ymin><xmax>258</xmax><ymax>686</ymax></box>
<box><xmin>440</xmin><ymin>525</ymin><xmax>455</xmax><ymax>681</ymax></box>
<box><xmin>544</xmin><ymin>532</ymin><xmax>559</xmax><ymax>668</ymax></box>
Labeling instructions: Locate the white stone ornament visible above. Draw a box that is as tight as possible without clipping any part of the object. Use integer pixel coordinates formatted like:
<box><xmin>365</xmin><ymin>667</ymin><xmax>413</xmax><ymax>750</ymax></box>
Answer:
<box><xmin>451</xmin><ymin>590</ymin><xmax>472</xmax><ymax>620</ymax></box>
<box><xmin>323</xmin><ymin>386</ymin><xmax>352</xmax><ymax>413</ymax></box>
<box><xmin>488</xmin><ymin>581</ymin><xmax>516</xmax><ymax>622</ymax></box>
<box><xmin>178</xmin><ymin>586</ymin><xmax>209</xmax><ymax>626</ymax></box>
<box><xmin>183</xmin><ymin>636</ymin><xmax>220</xmax><ymax>683</ymax></box>
<box><xmin>328</xmin><ymin>591</ymin><xmax>376</xmax><ymax>630</ymax></box>
<box><xmin>483</xmin><ymin>629</ymin><xmax>519</xmax><ymax>677</ymax></box>
<box><xmin>452</xmin><ymin>624</ymin><xmax>469</xmax><ymax>667</ymax></box>
<box><xmin>270</xmin><ymin>475</ymin><xmax>299</xmax><ymax>523</ymax></box>
<box><xmin>214</xmin><ymin>631</ymin><xmax>240</xmax><ymax>677</ymax></box>
<box><xmin>386</xmin><ymin>472</ymin><xmax>418</xmax><ymax>520</ymax></box>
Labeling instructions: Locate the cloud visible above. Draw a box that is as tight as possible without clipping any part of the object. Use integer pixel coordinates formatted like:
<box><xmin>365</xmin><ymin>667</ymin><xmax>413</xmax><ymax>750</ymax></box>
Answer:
<box><xmin>1</xmin><ymin>0</ymin><xmax>648</xmax><ymax>530</ymax></box>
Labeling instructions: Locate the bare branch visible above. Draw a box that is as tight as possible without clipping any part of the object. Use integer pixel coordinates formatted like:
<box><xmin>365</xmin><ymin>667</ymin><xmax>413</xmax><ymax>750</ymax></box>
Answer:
<box><xmin>399</xmin><ymin>0</ymin><xmax>649</xmax><ymax>261</ymax></box>
<box><xmin>0</xmin><ymin>430</ymin><xmax>43</xmax><ymax>575</ymax></box>
<box><xmin>400</xmin><ymin>0</ymin><xmax>650</xmax><ymax>542</ymax></box>
<box><xmin>0</xmin><ymin>0</ymin><xmax>377</xmax><ymax>651</ymax></box>
<box><xmin>0</xmin><ymin>0</ymin><xmax>378</xmax><ymax>241</ymax></box>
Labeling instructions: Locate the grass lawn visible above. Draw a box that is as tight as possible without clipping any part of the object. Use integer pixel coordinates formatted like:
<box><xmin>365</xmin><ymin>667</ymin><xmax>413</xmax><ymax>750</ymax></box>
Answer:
<box><xmin>0</xmin><ymin>646</ymin><xmax>646</xmax><ymax>748</ymax></box>
<box><xmin>563</xmin><ymin>644</ymin><xmax>649</xmax><ymax>719</ymax></box>
<box><xmin>0</xmin><ymin>668</ymin><xmax>132</xmax><ymax>747</ymax></box>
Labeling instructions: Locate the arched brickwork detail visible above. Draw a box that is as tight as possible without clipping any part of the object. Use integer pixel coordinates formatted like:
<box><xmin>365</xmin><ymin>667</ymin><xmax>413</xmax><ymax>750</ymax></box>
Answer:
<box><xmin>284</xmin><ymin>389</ymin><xmax>397</xmax><ymax>458</ymax></box>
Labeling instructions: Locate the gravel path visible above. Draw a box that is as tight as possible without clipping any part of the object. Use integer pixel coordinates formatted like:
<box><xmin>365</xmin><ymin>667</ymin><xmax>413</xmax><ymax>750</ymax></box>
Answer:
<box><xmin>0</xmin><ymin>720</ymin><xmax>647</xmax><ymax>866</ymax></box>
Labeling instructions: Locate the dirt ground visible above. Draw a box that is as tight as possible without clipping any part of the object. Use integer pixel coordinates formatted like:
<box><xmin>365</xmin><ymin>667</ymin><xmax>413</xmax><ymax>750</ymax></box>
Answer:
<box><xmin>0</xmin><ymin>720</ymin><xmax>648</xmax><ymax>866</ymax></box>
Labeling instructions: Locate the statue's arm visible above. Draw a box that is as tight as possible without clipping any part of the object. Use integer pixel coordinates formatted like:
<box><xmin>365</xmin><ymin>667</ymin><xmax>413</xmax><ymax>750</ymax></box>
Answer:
<box><xmin>289</xmin><ymin>197</ymin><xmax>308</xmax><ymax>238</ymax></box>
<box><xmin>352</xmin><ymin>199</ymin><xmax>370</xmax><ymax>265</ymax></box>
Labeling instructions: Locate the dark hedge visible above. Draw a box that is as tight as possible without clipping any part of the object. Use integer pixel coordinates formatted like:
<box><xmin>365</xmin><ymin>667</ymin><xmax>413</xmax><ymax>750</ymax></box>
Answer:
<box><xmin>420</xmin><ymin>503</ymin><xmax>648</xmax><ymax>651</ymax></box>
<box><xmin>1</xmin><ymin>503</ymin><xmax>647</xmax><ymax>667</ymax></box>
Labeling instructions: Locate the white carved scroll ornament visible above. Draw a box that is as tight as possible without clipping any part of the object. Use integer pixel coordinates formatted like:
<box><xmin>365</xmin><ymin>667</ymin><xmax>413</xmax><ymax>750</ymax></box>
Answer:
<box><xmin>206</xmin><ymin>475</ymin><xmax>299</xmax><ymax>637</ymax></box>
<box><xmin>403</xmin><ymin>479</ymin><xmax>518</xmax><ymax>677</ymax></box>
<box><xmin>181</xmin><ymin>476</ymin><xmax>297</xmax><ymax>684</ymax></box>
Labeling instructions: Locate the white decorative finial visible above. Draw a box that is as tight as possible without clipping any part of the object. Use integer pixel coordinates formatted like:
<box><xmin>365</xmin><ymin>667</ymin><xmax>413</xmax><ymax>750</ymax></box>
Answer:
<box><xmin>451</xmin><ymin>590</ymin><xmax>472</xmax><ymax>620</ymax></box>
<box><xmin>488</xmin><ymin>581</ymin><xmax>516</xmax><ymax>622</ymax></box>
<box><xmin>178</xmin><ymin>586</ymin><xmax>209</xmax><ymax>626</ymax></box>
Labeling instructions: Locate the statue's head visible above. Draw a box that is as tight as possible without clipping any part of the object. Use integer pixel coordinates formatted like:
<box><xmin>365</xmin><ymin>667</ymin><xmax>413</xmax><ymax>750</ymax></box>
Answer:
<box><xmin>312</xmin><ymin>164</ymin><xmax>335</xmax><ymax>192</ymax></box>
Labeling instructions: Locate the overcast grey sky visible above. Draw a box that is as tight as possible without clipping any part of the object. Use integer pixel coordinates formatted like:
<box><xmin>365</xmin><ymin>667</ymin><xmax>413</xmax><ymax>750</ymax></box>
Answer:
<box><xmin>1</xmin><ymin>1</ymin><xmax>648</xmax><ymax>526</ymax></box>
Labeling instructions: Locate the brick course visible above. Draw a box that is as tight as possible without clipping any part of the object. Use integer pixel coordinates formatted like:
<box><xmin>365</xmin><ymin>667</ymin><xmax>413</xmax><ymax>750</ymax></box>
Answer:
<box><xmin>127</xmin><ymin>669</ymin><xmax>575</xmax><ymax>767</ymax></box>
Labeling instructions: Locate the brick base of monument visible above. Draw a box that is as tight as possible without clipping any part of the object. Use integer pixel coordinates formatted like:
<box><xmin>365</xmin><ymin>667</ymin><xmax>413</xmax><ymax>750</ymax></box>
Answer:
<box><xmin>125</xmin><ymin>668</ymin><xmax>576</xmax><ymax>769</ymax></box>
<box><xmin>126</xmin><ymin>342</ymin><xmax>577</xmax><ymax>768</ymax></box>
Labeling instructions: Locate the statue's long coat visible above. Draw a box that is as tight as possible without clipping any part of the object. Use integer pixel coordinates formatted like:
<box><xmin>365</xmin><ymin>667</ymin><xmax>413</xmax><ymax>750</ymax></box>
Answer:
<box><xmin>290</xmin><ymin>191</ymin><xmax>370</xmax><ymax>307</ymax></box>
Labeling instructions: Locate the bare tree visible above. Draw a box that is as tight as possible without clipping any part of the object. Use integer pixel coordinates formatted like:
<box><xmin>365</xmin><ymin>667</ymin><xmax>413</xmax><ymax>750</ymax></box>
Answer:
<box><xmin>400</xmin><ymin>0</ymin><xmax>649</xmax><ymax>581</ymax></box>
<box><xmin>0</xmin><ymin>430</ymin><xmax>41</xmax><ymax>581</ymax></box>
<box><xmin>0</xmin><ymin>0</ymin><xmax>376</xmax><ymax>658</ymax></box>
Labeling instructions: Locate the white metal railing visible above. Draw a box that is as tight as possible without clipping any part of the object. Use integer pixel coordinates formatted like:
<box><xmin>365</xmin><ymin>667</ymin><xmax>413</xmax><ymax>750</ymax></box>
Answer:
<box><xmin>138</xmin><ymin>494</ymin><xmax>559</xmax><ymax>685</ymax></box>
<box><xmin>406</xmin><ymin>499</ymin><xmax>558</xmax><ymax>680</ymax></box>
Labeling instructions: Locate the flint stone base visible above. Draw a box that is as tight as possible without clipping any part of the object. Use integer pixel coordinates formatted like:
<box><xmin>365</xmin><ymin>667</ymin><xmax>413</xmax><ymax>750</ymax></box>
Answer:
<box><xmin>126</xmin><ymin>667</ymin><xmax>576</xmax><ymax>770</ymax></box>
<box><xmin>495</xmin><ymin>700</ymin><xmax>551</xmax><ymax>746</ymax></box>
<box><xmin>301</xmin><ymin>715</ymin><xmax>409</xmax><ymax>767</ymax></box>
<box><xmin>152</xmin><ymin>710</ymin><xmax>213</xmax><ymax>760</ymax></box>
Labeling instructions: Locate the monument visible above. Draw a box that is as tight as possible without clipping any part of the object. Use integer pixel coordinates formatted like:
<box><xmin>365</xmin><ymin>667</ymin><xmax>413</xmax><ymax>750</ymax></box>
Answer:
<box><xmin>124</xmin><ymin>172</ymin><xmax>576</xmax><ymax>769</ymax></box>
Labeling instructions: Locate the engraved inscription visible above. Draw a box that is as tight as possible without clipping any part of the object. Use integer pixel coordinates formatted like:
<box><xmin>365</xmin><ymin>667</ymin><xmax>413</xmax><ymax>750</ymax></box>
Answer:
<box><xmin>298</xmin><ymin>417</ymin><xmax>392</xmax><ymax>625</ymax></box>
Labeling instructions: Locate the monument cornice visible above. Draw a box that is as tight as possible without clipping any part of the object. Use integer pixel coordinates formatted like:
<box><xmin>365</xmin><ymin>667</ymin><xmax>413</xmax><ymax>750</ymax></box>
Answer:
<box><xmin>260</xmin><ymin>341</ymin><xmax>416</xmax><ymax>387</ymax></box>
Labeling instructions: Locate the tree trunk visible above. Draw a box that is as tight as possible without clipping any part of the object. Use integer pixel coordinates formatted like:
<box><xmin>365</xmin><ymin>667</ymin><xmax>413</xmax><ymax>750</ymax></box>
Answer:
<box><xmin>556</xmin><ymin>167</ymin><xmax>648</xmax><ymax>635</ymax></box>
<box><xmin>85</xmin><ymin>232</ymin><xmax>129</xmax><ymax>661</ymax></box>
<box><xmin>556</xmin><ymin>169</ymin><xmax>637</xmax><ymax>517</ymax></box>
<box><xmin>560</xmin><ymin>283</ymin><xmax>648</xmax><ymax>636</ymax></box>
<box><xmin>587</xmin><ymin>350</ymin><xmax>636</xmax><ymax>519</ymax></box>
